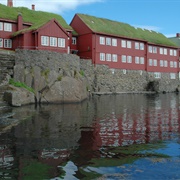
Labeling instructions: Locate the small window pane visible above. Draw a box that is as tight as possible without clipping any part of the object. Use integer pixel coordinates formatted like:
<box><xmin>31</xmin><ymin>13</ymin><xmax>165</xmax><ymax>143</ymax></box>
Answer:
<box><xmin>100</xmin><ymin>37</ymin><xmax>105</xmax><ymax>45</ymax></box>
<box><xmin>100</xmin><ymin>53</ymin><xmax>105</xmax><ymax>61</ymax></box>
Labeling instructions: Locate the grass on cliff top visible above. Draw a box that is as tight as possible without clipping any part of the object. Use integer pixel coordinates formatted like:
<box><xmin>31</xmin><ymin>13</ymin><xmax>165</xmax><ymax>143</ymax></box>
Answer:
<box><xmin>0</xmin><ymin>3</ymin><xmax>72</xmax><ymax>35</ymax></box>
<box><xmin>9</xmin><ymin>78</ymin><xmax>35</xmax><ymax>93</ymax></box>
<box><xmin>77</xmin><ymin>13</ymin><xmax>177</xmax><ymax>47</ymax></box>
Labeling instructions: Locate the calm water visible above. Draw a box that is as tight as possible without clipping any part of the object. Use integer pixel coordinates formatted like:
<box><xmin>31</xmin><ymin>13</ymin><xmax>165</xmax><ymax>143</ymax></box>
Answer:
<box><xmin>0</xmin><ymin>94</ymin><xmax>179</xmax><ymax>180</ymax></box>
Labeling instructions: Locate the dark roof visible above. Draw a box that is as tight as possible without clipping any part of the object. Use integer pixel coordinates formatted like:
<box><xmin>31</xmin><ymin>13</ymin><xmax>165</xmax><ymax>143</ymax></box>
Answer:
<box><xmin>77</xmin><ymin>13</ymin><xmax>177</xmax><ymax>47</ymax></box>
<box><xmin>0</xmin><ymin>3</ymin><xmax>72</xmax><ymax>33</ymax></box>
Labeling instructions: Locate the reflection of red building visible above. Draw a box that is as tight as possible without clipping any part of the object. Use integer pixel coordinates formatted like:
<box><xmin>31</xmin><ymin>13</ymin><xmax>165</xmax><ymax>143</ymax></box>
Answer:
<box><xmin>92</xmin><ymin>97</ymin><xmax>180</xmax><ymax>148</ymax></box>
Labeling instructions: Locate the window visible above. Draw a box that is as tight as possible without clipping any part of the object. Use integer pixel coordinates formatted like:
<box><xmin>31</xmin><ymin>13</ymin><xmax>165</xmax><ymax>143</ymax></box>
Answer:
<box><xmin>121</xmin><ymin>40</ymin><xmax>126</xmax><ymax>48</ymax></box>
<box><xmin>170</xmin><ymin>73</ymin><xmax>176</xmax><ymax>79</ymax></box>
<box><xmin>164</xmin><ymin>60</ymin><xmax>168</xmax><ymax>67</ymax></box>
<box><xmin>0</xmin><ymin>38</ymin><xmax>3</xmax><ymax>47</ymax></box>
<box><xmin>135</xmin><ymin>56</ymin><xmax>139</xmax><ymax>64</ymax></box>
<box><xmin>140</xmin><ymin>43</ymin><xmax>144</xmax><ymax>50</ymax></box>
<box><xmin>135</xmin><ymin>42</ymin><xmax>139</xmax><ymax>49</ymax></box>
<box><xmin>154</xmin><ymin>72</ymin><xmax>161</xmax><ymax>79</ymax></box>
<box><xmin>112</xmin><ymin>39</ymin><xmax>117</xmax><ymax>46</ymax></box>
<box><xmin>149</xmin><ymin>59</ymin><xmax>152</xmax><ymax>66</ymax></box>
<box><xmin>112</xmin><ymin>54</ymin><xmax>118</xmax><ymax>62</ymax></box>
<box><xmin>0</xmin><ymin>22</ymin><xmax>3</xmax><ymax>31</ymax></box>
<box><xmin>127</xmin><ymin>56</ymin><xmax>132</xmax><ymax>63</ymax></box>
<box><xmin>50</xmin><ymin>37</ymin><xmax>57</xmax><ymax>47</ymax></box>
<box><xmin>140</xmin><ymin>57</ymin><xmax>144</xmax><ymax>64</ymax></box>
<box><xmin>160</xmin><ymin>48</ymin><xmax>163</xmax><ymax>54</ymax></box>
<box><xmin>58</xmin><ymin>38</ymin><xmax>65</xmax><ymax>47</ymax></box>
<box><xmin>106</xmin><ymin>53</ymin><xmax>111</xmax><ymax>61</ymax></box>
<box><xmin>153</xmin><ymin>59</ymin><xmax>157</xmax><ymax>66</ymax></box>
<box><xmin>174</xmin><ymin>62</ymin><xmax>177</xmax><ymax>68</ymax></box>
<box><xmin>41</xmin><ymin>36</ymin><xmax>49</xmax><ymax>46</ymax></box>
<box><xmin>174</xmin><ymin>50</ymin><xmax>177</xmax><ymax>56</ymax></box>
<box><xmin>122</xmin><ymin>55</ymin><xmax>126</xmax><ymax>63</ymax></box>
<box><xmin>4</xmin><ymin>23</ymin><xmax>12</xmax><ymax>32</ymax></box>
<box><xmin>170</xmin><ymin>61</ymin><xmax>174</xmax><ymax>68</ymax></box>
<box><xmin>106</xmin><ymin>37</ymin><xmax>111</xmax><ymax>46</ymax></box>
<box><xmin>100</xmin><ymin>53</ymin><xmax>105</xmax><ymax>61</ymax></box>
<box><xmin>148</xmin><ymin>46</ymin><xmax>152</xmax><ymax>53</ymax></box>
<box><xmin>127</xmin><ymin>41</ymin><xmax>131</xmax><ymax>48</ymax></box>
<box><xmin>100</xmin><ymin>37</ymin><xmax>105</xmax><ymax>45</ymax></box>
<box><xmin>72</xmin><ymin>37</ymin><xmax>76</xmax><ymax>45</ymax></box>
<box><xmin>160</xmin><ymin>60</ymin><xmax>164</xmax><ymax>67</ymax></box>
<box><xmin>164</xmin><ymin>48</ymin><xmax>167</xmax><ymax>55</ymax></box>
<box><xmin>170</xmin><ymin>49</ymin><xmax>173</xmax><ymax>56</ymax></box>
<box><xmin>4</xmin><ymin>39</ymin><xmax>12</xmax><ymax>48</ymax></box>
<box><xmin>153</xmin><ymin>47</ymin><xmax>157</xmax><ymax>53</ymax></box>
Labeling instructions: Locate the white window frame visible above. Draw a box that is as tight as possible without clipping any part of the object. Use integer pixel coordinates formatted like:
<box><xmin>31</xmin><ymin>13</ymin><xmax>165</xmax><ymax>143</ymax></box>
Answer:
<box><xmin>153</xmin><ymin>59</ymin><xmax>157</xmax><ymax>66</ymax></box>
<box><xmin>127</xmin><ymin>41</ymin><xmax>131</xmax><ymax>48</ymax></box>
<box><xmin>106</xmin><ymin>53</ymin><xmax>111</xmax><ymax>61</ymax></box>
<box><xmin>170</xmin><ymin>73</ymin><xmax>176</xmax><ymax>79</ymax></box>
<box><xmin>72</xmin><ymin>37</ymin><xmax>76</xmax><ymax>45</ymax></box>
<box><xmin>0</xmin><ymin>22</ymin><xmax>3</xmax><ymax>31</ymax></box>
<box><xmin>154</xmin><ymin>72</ymin><xmax>161</xmax><ymax>79</ymax></box>
<box><xmin>121</xmin><ymin>40</ymin><xmax>126</xmax><ymax>48</ymax></box>
<box><xmin>140</xmin><ymin>57</ymin><xmax>144</xmax><ymax>64</ymax></box>
<box><xmin>112</xmin><ymin>39</ymin><xmax>117</xmax><ymax>46</ymax></box>
<box><xmin>164</xmin><ymin>48</ymin><xmax>167</xmax><ymax>55</ymax></box>
<box><xmin>174</xmin><ymin>61</ymin><xmax>177</xmax><ymax>68</ymax></box>
<box><xmin>106</xmin><ymin>37</ymin><xmax>111</xmax><ymax>46</ymax></box>
<box><xmin>160</xmin><ymin>48</ymin><xmax>163</xmax><ymax>54</ymax></box>
<box><xmin>135</xmin><ymin>42</ymin><xmax>139</xmax><ymax>49</ymax></box>
<box><xmin>153</xmin><ymin>47</ymin><xmax>157</xmax><ymax>53</ymax></box>
<box><xmin>100</xmin><ymin>53</ymin><xmax>105</xmax><ymax>61</ymax></box>
<box><xmin>127</xmin><ymin>56</ymin><xmax>132</xmax><ymax>63</ymax></box>
<box><xmin>160</xmin><ymin>60</ymin><xmax>164</xmax><ymax>67</ymax></box>
<box><xmin>135</xmin><ymin>56</ymin><xmax>139</xmax><ymax>64</ymax></box>
<box><xmin>170</xmin><ymin>49</ymin><xmax>173</xmax><ymax>56</ymax></box>
<box><xmin>4</xmin><ymin>23</ymin><xmax>12</xmax><ymax>32</ymax></box>
<box><xmin>100</xmin><ymin>37</ymin><xmax>105</xmax><ymax>45</ymax></box>
<box><xmin>148</xmin><ymin>46</ymin><xmax>152</xmax><ymax>53</ymax></box>
<box><xmin>164</xmin><ymin>60</ymin><xmax>168</xmax><ymax>67</ymax></box>
<box><xmin>41</xmin><ymin>36</ymin><xmax>49</xmax><ymax>46</ymax></box>
<box><xmin>112</xmin><ymin>54</ymin><xmax>118</xmax><ymax>62</ymax></box>
<box><xmin>4</xmin><ymin>39</ymin><xmax>12</xmax><ymax>48</ymax></box>
<box><xmin>58</xmin><ymin>38</ymin><xmax>65</xmax><ymax>48</ymax></box>
<box><xmin>174</xmin><ymin>50</ymin><xmax>177</xmax><ymax>56</ymax></box>
<box><xmin>170</xmin><ymin>61</ymin><xmax>174</xmax><ymax>68</ymax></box>
<box><xmin>149</xmin><ymin>59</ymin><xmax>152</xmax><ymax>66</ymax></box>
<box><xmin>50</xmin><ymin>37</ymin><xmax>57</xmax><ymax>47</ymax></box>
<box><xmin>0</xmin><ymin>38</ymin><xmax>3</xmax><ymax>47</ymax></box>
<box><xmin>140</xmin><ymin>43</ymin><xmax>144</xmax><ymax>50</ymax></box>
<box><xmin>122</xmin><ymin>55</ymin><xmax>126</xmax><ymax>63</ymax></box>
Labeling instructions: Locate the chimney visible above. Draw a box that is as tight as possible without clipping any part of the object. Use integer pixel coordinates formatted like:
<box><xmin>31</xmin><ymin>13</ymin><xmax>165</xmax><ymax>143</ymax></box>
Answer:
<box><xmin>32</xmin><ymin>4</ymin><xmax>35</xmax><ymax>10</ymax></box>
<box><xmin>176</xmin><ymin>33</ymin><xmax>180</xmax><ymax>37</ymax></box>
<box><xmin>17</xmin><ymin>13</ymin><xmax>23</xmax><ymax>31</ymax></box>
<box><xmin>7</xmin><ymin>0</ymin><xmax>13</xmax><ymax>7</ymax></box>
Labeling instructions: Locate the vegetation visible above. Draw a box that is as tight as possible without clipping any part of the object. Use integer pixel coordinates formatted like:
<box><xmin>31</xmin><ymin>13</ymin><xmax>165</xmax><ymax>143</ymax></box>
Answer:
<box><xmin>78</xmin><ymin>14</ymin><xmax>177</xmax><ymax>47</ymax></box>
<box><xmin>41</xmin><ymin>69</ymin><xmax>50</xmax><ymax>80</ymax></box>
<box><xmin>79</xmin><ymin>70</ymin><xmax>85</xmax><ymax>76</ymax></box>
<box><xmin>57</xmin><ymin>75</ymin><xmax>62</xmax><ymax>81</ymax></box>
<box><xmin>0</xmin><ymin>3</ymin><xmax>72</xmax><ymax>36</ymax></box>
<box><xmin>9</xmin><ymin>78</ymin><xmax>35</xmax><ymax>93</ymax></box>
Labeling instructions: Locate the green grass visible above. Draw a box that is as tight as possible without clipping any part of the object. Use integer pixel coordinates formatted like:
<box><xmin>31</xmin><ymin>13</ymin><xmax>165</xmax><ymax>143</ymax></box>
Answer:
<box><xmin>9</xmin><ymin>78</ymin><xmax>35</xmax><ymax>93</ymax></box>
<box><xmin>0</xmin><ymin>3</ymin><xmax>72</xmax><ymax>36</ymax></box>
<box><xmin>78</xmin><ymin>14</ymin><xmax>177</xmax><ymax>47</ymax></box>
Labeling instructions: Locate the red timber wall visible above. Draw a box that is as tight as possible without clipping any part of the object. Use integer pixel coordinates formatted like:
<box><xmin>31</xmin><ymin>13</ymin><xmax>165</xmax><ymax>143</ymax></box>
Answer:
<box><xmin>36</xmin><ymin>21</ymin><xmax>69</xmax><ymax>53</ymax></box>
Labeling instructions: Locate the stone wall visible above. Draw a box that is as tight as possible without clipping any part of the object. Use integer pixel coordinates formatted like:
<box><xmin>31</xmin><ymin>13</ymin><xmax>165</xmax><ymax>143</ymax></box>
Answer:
<box><xmin>80</xmin><ymin>59</ymin><xmax>180</xmax><ymax>93</ymax></box>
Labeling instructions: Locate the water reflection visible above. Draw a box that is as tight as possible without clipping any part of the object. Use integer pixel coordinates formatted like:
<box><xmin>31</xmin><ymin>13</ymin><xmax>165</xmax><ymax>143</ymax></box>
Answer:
<box><xmin>0</xmin><ymin>93</ymin><xmax>179</xmax><ymax>179</ymax></box>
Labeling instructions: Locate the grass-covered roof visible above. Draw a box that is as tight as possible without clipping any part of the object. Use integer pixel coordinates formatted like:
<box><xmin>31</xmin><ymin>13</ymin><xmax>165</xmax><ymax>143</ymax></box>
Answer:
<box><xmin>0</xmin><ymin>3</ymin><xmax>72</xmax><ymax>34</ymax></box>
<box><xmin>169</xmin><ymin>37</ymin><xmax>180</xmax><ymax>47</ymax></box>
<box><xmin>77</xmin><ymin>14</ymin><xmax>177</xmax><ymax>47</ymax></box>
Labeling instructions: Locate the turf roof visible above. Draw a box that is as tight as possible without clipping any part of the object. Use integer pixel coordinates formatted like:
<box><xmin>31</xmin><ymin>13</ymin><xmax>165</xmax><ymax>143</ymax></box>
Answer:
<box><xmin>169</xmin><ymin>37</ymin><xmax>180</xmax><ymax>47</ymax></box>
<box><xmin>0</xmin><ymin>3</ymin><xmax>72</xmax><ymax>35</ymax></box>
<box><xmin>77</xmin><ymin>14</ymin><xmax>177</xmax><ymax>47</ymax></box>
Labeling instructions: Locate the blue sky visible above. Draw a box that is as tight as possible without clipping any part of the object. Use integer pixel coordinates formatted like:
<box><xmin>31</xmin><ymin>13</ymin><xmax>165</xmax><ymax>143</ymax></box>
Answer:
<box><xmin>1</xmin><ymin>0</ymin><xmax>179</xmax><ymax>37</ymax></box>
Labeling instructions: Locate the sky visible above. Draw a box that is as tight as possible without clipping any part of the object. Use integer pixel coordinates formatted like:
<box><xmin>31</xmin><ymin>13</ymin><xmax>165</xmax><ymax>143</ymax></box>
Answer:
<box><xmin>1</xmin><ymin>0</ymin><xmax>179</xmax><ymax>37</ymax></box>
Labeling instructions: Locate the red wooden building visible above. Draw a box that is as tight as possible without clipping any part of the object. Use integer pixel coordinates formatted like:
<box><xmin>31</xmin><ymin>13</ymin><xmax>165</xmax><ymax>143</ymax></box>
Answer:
<box><xmin>70</xmin><ymin>13</ymin><xmax>179</xmax><ymax>74</ymax></box>
<box><xmin>0</xmin><ymin>2</ymin><xmax>78</xmax><ymax>54</ymax></box>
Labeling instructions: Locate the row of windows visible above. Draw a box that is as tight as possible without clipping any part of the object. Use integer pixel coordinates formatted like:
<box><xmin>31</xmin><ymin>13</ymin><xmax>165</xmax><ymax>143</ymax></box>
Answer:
<box><xmin>0</xmin><ymin>38</ymin><xmax>12</xmax><ymax>48</ymax></box>
<box><xmin>100</xmin><ymin>53</ymin><xmax>118</xmax><ymax>62</ymax></box>
<box><xmin>148</xmin><ymin>46</ymin><xmax>177</xmax><ymax>56</ymax></box>
<box><xmin>149</xmin><ymin>59</ymin><xmax>177</xmax><ymax>68</ymax></box>
<box><xmin>41</xmin><ymin>36</ymin><xmax>65</xmax><ymax>47</ymax></box>
<box><xmin>0</xmin><ymin>22</ymin><xmax>12</xmax><ymax>32</ymax></box>
<box><xmin>99</xmin><ymin>36</ymin><xmax>177</xmax><ymax>56</ymax></box>
<box><xmin>154</xmin><ymin>72</ymin><xmax>176</xmax><ymax>79</ymax></box>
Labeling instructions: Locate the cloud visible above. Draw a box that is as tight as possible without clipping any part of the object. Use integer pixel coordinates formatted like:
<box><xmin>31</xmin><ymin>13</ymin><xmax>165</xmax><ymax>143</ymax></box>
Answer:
<box><xmin>1</xmin><ymin>0</ymin><xmax>103</xmax><ymax>13</ymax></box>
<box><xmin>133</xmin><ymin>25</ymin><xmax>161</xmax><ymax>32</ymax></box>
